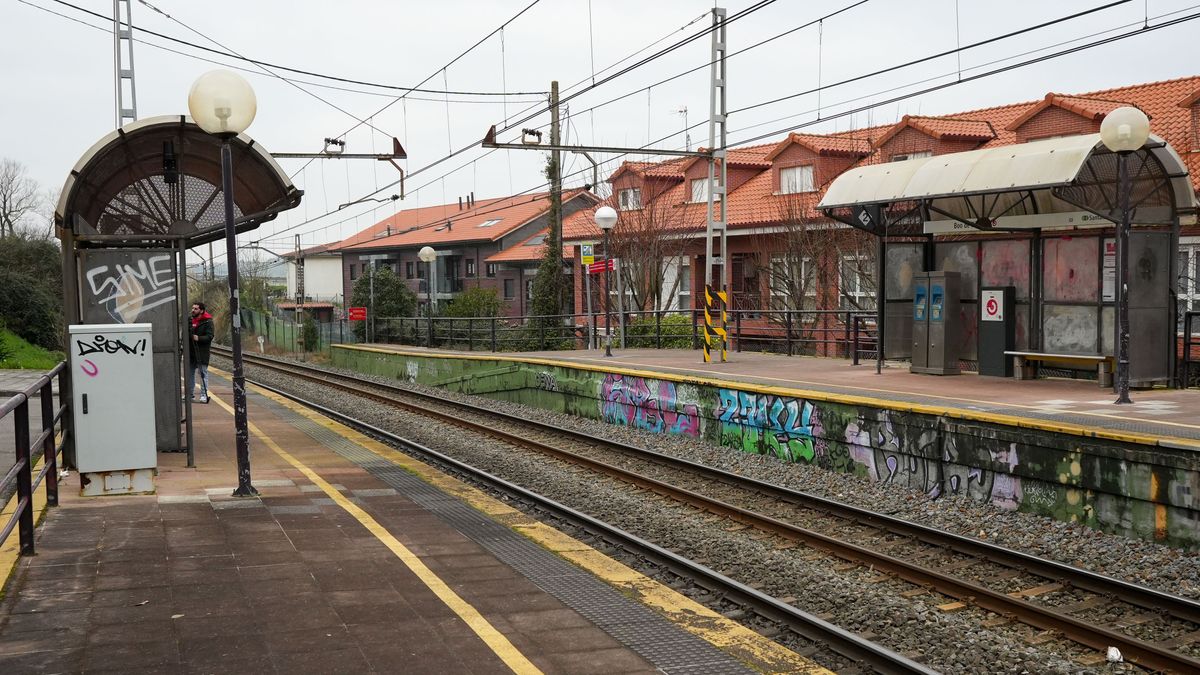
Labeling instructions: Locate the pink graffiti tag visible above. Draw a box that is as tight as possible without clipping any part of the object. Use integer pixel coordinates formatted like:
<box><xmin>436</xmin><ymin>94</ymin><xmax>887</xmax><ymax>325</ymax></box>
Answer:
<box><xmin>80</xmin><ymin>359</ymin><xmax>99</xmax><ymax>377</ymax></box>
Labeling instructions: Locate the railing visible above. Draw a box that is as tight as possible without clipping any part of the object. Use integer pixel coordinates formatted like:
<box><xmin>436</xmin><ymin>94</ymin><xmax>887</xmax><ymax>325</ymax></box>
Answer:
<box><xmin>1</xmin><ymin>362</ymin><xmax>68</xmax><ymax>557</ymax></box>
<box><xmin>1182</xmin><ymin>311</ymin><xmax>1200</xmax><ymax>388</ymax></box>
<box><xmin>241</xmin><ymin>304</ymin><xmax>880</xmax><ymax>363</ymax></box>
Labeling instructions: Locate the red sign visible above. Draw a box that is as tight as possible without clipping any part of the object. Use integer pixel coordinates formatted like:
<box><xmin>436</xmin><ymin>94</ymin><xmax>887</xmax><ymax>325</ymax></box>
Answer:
<box><xmin>348</xmin><ymin>306</ymin><xmax>368</xmax><ymax>321</ymax></box>
<box><xmin>587</xmin><ymin>259</ymin><xmax>615</xmax><ymax>274</ymax></box>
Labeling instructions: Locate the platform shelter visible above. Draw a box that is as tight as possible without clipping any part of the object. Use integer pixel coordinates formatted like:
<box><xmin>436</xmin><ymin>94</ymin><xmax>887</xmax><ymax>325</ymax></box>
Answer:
<box><xmin>818</xmin><ymin>132</ymin><xmax>1197</xmax><ymax>387</ymax></box>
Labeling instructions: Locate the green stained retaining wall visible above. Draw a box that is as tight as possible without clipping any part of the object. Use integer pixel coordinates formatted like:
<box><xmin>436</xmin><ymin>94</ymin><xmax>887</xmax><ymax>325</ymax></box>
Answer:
<box><xmin>332</xmin><ymin>346</ymin><xmax>1200</xmax><ymax>548</ymax></box>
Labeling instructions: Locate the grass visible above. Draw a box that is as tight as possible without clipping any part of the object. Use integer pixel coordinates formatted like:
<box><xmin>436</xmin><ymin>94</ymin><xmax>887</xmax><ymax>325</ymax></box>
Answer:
<box><xmin>0</xmin><ymin>329</ymin><xmax>64</xmax><ymax>370</ymax></box>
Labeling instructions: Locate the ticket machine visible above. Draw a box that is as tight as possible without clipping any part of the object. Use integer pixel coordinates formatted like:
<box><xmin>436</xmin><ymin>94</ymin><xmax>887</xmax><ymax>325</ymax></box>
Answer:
<box><xmin>911</xmin><ymin>271</ymin><xmax>960</xmax><ymax>375</ymax></box>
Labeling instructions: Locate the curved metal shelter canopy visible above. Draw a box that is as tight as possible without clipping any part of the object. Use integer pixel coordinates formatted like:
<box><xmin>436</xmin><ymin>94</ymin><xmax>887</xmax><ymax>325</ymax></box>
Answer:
<box><xmin>818</xmin><ymin>133</ymin><xmax>1196</xmax><ymax>234</ymax></box>
<box><xmin>55</xmin><ymin>115</ymin><xmax>302</xmax><ymax>247</ymax></box>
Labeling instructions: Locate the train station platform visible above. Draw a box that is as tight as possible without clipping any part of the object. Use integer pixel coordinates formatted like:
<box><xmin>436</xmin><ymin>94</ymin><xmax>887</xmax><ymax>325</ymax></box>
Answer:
<box><xmin>0</xmin><ymin>373</ymin><xmax>822</xmax><ymax>674</ymax></box>
<box><xmin>356</xmin><ymin>345</ymin><xmax>1200</xmax><ymax>448</ymax></box>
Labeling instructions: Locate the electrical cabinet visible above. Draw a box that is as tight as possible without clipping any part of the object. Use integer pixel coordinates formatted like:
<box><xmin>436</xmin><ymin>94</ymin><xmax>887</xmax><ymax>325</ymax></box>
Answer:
<box><xmin>68</xmin><ymin>324</ymin><xmax>157</xmax><ymax>496</ymax></box>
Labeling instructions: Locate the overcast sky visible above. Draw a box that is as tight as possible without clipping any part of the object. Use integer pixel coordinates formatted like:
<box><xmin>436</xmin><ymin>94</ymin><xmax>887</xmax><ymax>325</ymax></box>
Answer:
<box><xmin>4</xmin><ymin>0</ymin><xmax>1198</xmax><ymax>265</ymax></box>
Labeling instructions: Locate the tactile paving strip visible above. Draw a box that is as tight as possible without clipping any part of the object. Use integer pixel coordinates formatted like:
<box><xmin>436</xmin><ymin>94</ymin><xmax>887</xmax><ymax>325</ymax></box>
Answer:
<box><xmin>250</xmin><ymin>392</ymin><xmax>755</xmax><ymax>674</ymax></box>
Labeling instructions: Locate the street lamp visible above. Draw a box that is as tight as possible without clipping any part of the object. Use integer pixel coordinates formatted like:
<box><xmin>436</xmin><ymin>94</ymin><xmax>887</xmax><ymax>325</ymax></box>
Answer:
<box><xmin>418</xmin><ymin>246</ymin><xmax>437</xmax><ymax>347</ymax></box>
<box><xmin>594</xmin><ymin>206</ymin><xmax>618</xmax><ymax>358</ymax></box>
<box><xmin>188</xmin><ymin>69</ymin><xmax>258</xmax><ymax>497</ymax></box>
<box><xmin>1099</xmin><ymin>105</ymin><xmax>1150</xmax><ymax>405</ymax></box>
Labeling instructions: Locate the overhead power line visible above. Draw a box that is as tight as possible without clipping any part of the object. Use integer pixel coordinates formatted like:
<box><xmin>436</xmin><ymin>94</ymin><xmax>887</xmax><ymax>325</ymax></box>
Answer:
<box><xmin>17</xmin><ymin>0</ymin><xmax>546</xmax><ymax>104</ymax></box>
<box><xmin>41</xmin><ymin>0</ymin><xmax>545</xmax><ymax>96</ymax></box>
<box><xmin>225</xmin><ymin>2</ymin><xmax>1193</xmax><ymax>256</ymax></box>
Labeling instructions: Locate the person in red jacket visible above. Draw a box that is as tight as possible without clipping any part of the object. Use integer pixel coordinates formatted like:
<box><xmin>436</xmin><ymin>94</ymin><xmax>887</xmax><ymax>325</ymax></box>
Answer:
<box><xmin>188</xmin><ymin>302</ymin><xmax>214</xmax><ymax>403</ymax></box>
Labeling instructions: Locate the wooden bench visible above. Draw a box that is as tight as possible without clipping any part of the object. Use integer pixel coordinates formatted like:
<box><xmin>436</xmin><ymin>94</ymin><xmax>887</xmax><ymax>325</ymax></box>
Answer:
<box><xmin>1004</xmin><ymin>351</ymin><xmax>1114</xmax><ymax>387</ymax></box>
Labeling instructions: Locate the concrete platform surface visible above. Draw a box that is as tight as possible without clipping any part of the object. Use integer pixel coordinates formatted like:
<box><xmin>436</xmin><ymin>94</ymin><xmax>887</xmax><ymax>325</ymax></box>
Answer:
<box><xmin>0</xmin><ymin>373</ymin><xmax>820</xmax><ymax>675</ymax></box>
<box><xmin>369</xmin><ymin>346</ymin><xmax>1200</xmax><ymax>445</ymax></box>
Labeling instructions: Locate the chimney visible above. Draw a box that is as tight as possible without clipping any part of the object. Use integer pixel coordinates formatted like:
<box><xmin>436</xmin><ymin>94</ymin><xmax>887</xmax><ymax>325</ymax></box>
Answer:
<box><xmin>470</xmin><ymin>192</ymin><xmax>475</xmax><ymax>208</ymax></box>
<box><xmin>446</xmin><ymin>221</ymin><xmax>452</xmax><ymax>231</ymax></box>
<box><xmin>458</xmin><ymin>196</ymin><xmax>463</xmax><ymax>210</ymax></box>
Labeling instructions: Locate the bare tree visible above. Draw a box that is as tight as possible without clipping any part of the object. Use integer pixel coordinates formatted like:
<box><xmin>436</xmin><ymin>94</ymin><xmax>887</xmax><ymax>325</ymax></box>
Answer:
<box><xmin>833</xmin><ymin>225</ymin><xmax>878</xmax><ymax>311</ymax></box>
<box><xmin>0</xmin><ymin>159</ymin><xmax>41</xmax><ymax>238</ymax></box>
<box><xmin>608</xmin><ymin>198</ymin><xmax>693</xmax><ymax>313</ymax></box>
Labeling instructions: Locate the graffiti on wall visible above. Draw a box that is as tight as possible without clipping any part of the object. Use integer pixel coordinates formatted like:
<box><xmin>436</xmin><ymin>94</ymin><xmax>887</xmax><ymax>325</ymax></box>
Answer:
<box><xmin>536</xmin><ymin>371</ymin><xmax>560</xmax><ymax>392</ymax></box>
<box><xmin>84</xmin><ymin>253</ymin><xmax>176</xmax><ymax>323</ymax></box>
<box><xmin>601</xmin><ymin>374</ymin><xmax>699</xmax><ymax>437</ymax></box>
<box><xmin>717</xmin><ymin>389</ymin><xmax>816</xmax><ymax>463</ymax></box>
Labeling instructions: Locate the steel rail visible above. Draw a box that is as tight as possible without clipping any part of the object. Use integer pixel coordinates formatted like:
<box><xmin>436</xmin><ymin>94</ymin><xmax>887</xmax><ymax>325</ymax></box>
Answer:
<box><xmin>220</xmin><ymin>349</ymin><xmax>1200</xmax><ymax>672</ymax></box>
<box><xmin>242</xmin><ymin>376</ymin><xmax>934</xmax><ymax>675</ymax></box>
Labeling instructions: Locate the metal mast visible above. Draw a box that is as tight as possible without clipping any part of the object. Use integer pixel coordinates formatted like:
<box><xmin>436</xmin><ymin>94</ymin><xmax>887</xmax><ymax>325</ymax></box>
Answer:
<box><xmin>702</xmin><ymin>7</ymin><xmax>729</xmax><ymax>363</ymax></box>
<box><xmin>113</xmin><ymin>0</ymin><xmax>138</xmax><ymax>128</ymax></box>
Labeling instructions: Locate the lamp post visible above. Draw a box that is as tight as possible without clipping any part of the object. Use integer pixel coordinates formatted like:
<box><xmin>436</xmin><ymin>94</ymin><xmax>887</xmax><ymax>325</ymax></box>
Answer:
<box><xmin>188</xmin><ymin>69</ymin><xmax>259</xmax><ymax>496</ymax></box>
<box><xmin>594</xmin><ymin>206</ymin><xmax>617</xmax><ymax>357</ymax></box>
<box><xmin>418</xmin><ymin>246</ymin><xmax>437</xmax><ymax>346</ymax></box>
<box><xmin>1099</xmin><ymin>106</ymin><xmax>1151</xmax><ymax>405</ymax></box>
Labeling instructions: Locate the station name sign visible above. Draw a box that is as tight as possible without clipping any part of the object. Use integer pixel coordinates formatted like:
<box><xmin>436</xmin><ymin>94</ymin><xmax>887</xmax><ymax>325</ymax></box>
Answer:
<box><xmin>923</xmin><ymin>211</ymin><xmax>1113</xmax><ymax>234</ymax></box>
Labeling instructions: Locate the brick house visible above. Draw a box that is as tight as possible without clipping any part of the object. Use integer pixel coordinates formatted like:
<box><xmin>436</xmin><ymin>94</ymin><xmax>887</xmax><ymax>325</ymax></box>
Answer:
<box><xmin>563</xmin><ymin>75</ymin><xmax>1200</xmax><ymax>359</ymax></box>
<box><xmin>333</xmin><ymin>189</ymin><xmax>597</xmax><ymax>317</ymax></box>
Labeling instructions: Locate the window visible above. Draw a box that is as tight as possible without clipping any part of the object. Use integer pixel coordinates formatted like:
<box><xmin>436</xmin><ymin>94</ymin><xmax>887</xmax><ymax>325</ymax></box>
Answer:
<box><xmin>690</xmin><ymin>179</ymin><xmax>721</xmax><ymax>203</ymax></box>
<box><xmin>839</xmin><ymin>255</ymin><xmax>875</xmax><ymax>310</ymax></box>
<box><xmin>405</xmin><ymin>261</ymin><xmax>414</xmax><ymax>279</ymax></box>
<box><xmin>503</xmin><ymin>278</ymin><xmax>515</xmax><ymax>300</ymax></box>
<box><xmin>779</xmin><ymin>165</ymin><xmax>814</xmax><ymax>194</ymax></box>
<box><xmin>678</xmin><ymin>263</ymin><xmax>691</xmax><ymax>294</ymax></box>
<box><xmin>770</xmin><ymin>256</ymin><xmax>816</xmax><ymax>297</ymax></box>
<box><xmin>1179</xmin><ymin>240</ymin><xmax>1200</xmax><ymax>320</ymax></box>
<box><xmin>466</xmin><ymin>258</ymin><xmax>476</xmax><ymax>277</ymax></box>
<box><xmin>349</xmin><ymin>264</ymin><xmax>357</xmax><ymax>281</ymax></box>
<box><xmin>476</xmin><ymin>218</ymin><xmax>502</xmax><ymax>228</ymax></box>
<box><xmin>525</xmin><ymin>279</ymin><xmax>534</xmax><ymax>301</ymax></box>
<box><xmin>618</xmin><ymin>188</ymin><xmax>642</xmax><ymax>211</ymax></box>
<box><xmin>486</xmin><ymin>262</ymin><xmax>498</xmax><ymax>278</ymax></box>
<box><xmin>890</xmin><ymin>150</ymin><xmax>932</xmax><ymax>162</ymax></box>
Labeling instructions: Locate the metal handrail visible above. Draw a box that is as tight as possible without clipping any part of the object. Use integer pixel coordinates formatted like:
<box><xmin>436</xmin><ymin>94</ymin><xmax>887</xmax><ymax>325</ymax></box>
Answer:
<box><xmin>0</xmin><ymin>361</ymin><xmax>68</xmax><ymax>556</ymax></box>
<box><xmin>1183</xmin><ymin>311</ymin><xmax>1200</xmax><ymax>388</ymax></box>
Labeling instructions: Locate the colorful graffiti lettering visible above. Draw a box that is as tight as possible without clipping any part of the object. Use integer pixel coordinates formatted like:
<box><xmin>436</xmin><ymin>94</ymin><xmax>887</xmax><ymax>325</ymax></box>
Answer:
<box><xmin>601</xmin><ymin>374</ymin><xmax>699</xmax><ymax>437</ymax></box>
<box><xmin>717</xmin><ymin>390</ymin><xmax>815</xmax><ymax>463</ymax></box>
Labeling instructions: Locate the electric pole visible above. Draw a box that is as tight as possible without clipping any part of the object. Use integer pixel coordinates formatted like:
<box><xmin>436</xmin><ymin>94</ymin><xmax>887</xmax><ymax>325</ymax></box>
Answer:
<box><xmin>112</xmin><ymin>0</ymin><xmax>138</xmax><ymax>128</ymax></box>
<box><xmin>549</xmin><ymin>80</ymin><xmax>563</xmax><ymax>312</ymax></box>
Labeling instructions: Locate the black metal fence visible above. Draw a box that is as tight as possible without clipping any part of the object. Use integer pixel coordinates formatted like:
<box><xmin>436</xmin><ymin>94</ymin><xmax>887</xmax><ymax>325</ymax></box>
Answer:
<box><xmin>1</xmin><ymin>363</ymin><xmax>68</xmax><ymax>557</ymax></box>
<box><xmin>241</xmin><ymin>305</ymin><xmax>879</xmax><ymax>363</ymax></box>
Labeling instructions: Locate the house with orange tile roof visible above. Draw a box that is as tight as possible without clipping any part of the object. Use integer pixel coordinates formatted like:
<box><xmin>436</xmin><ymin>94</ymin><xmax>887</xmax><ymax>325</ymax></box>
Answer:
<box><xmin>332</xmin><ymin>189</ymin><xmax>597</xmax><ymax>317</ymax></box>
<box><xmin>563</xmin><ymin>75</ymin><xmax>1200</xmax><ymax>361</ymax></box>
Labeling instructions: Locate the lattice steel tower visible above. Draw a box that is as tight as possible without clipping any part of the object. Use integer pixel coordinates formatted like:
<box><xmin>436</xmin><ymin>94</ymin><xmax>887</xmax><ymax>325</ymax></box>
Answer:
<box><xmin>113</xmin><ymin>0</ymin><xmax>138</xmax><ymax>128</ymax></box>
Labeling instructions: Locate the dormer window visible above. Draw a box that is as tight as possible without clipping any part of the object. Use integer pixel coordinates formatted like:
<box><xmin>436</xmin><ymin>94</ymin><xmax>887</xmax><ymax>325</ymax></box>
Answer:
<box><xmin>891</xmin><ymin>150</ymin><xmax>932</xmax><ymax>162</ymax></box>
<box><xmin>618</xmin><ymin>188</ymin><xmax>642</xmax><ymax>211</ymax></box>
<box><xmin>690</xmin><ymin>178</ymin><xmax>721</xmax><ymax>203</ymax></box>
<box><xmin>780</xmin><ymin>165</ymin><xmax>814</xmax><ymax>194</ymax></box>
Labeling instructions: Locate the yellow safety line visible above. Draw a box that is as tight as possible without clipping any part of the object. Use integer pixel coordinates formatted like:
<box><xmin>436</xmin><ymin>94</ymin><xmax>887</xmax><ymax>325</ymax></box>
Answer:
<box><xmin>0</xmin><ymin>445</ymin><xmax>59</xmax><ymax>594</ymax></box>
<box><xmin>207</xmin><ymin>392</ymin><xmax>543</xmax><ymax>675</ymax></box>
<box><xmin>235</xmin><ymin>379</ymin><xmax>827</xmax><ymax>674</ymax></box>
<box><xmin>334</xmin><ymin>344</ymin><xmax>1200</xmax><ymax>449</ymax></box>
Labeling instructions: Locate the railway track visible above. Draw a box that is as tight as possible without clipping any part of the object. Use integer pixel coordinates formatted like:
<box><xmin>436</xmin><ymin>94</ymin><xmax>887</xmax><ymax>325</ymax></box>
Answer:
<box><xmin>216</xmin><ymin>348</ymin><xmax>1200</xmax><ymax>672</ymax></box>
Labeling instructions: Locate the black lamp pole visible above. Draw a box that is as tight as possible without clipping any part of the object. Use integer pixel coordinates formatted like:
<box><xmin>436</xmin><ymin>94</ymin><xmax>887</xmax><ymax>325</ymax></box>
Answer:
<box><xmin>1114</xmin><ymin>150</ymin><xmax>1133</xmax><ymax>404</ymax></box>
<box><xmin>221</xmin><ymin>139</ymin><xmax>258</xmax><ymax>496</ymax></box>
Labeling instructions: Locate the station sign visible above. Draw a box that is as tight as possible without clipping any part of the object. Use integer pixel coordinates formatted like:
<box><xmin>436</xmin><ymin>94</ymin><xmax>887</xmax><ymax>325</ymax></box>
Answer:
<box><xmin>981</xmin><ymin>290</ymin><xmax>1004</xmax><ymax>322</ymax></box>
<box><xmin>347</xmin><ymin>306</ymin><xmax>368</xmax><ymax>321</ymax></box>
<box><xmin>581</xmin><ymin>243</ymin><xmax>595</xmax><ymax>265</ymax></box>
<box><xmin>587</xmin><ymin>259</ymin><xmax>615</xmax><ymax>274</ymax></box>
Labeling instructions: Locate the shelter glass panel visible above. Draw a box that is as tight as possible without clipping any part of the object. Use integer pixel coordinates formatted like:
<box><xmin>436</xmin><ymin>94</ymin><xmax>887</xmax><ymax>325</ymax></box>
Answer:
<box><xmin>1043</xmin><ymin>305</ymin><xmax>1099</xmax><ymax>354</ymax></box>
<box><xmin>980</xmin><ymin>239</ymin><xmax>1030</xmax><ymax>300</ymax></box>
<box><xmin>1043</xmin><ymin>236</ymin><xmax>1099</xmax><ymax>303</ymax></box>
<box><xmin>936</xmin><ymin>242</ymin><xmax>978</xmax><ymax>299</ymax></box>
<box><xmin>885</xmin><ymin>243</ymin><xmax>923</xmax><ymax>301</ymax></box>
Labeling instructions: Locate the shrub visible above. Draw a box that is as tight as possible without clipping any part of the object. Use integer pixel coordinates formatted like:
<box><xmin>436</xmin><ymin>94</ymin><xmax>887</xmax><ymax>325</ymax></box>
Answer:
<box><xmin>624</xmin><ymin>313</ymin><xmax>693</xmax><ymax>349</ymax></box>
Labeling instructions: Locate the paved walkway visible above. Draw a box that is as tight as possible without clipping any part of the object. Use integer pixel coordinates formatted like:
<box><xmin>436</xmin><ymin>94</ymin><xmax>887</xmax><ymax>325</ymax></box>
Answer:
<box><xmin>0</xmin><ymin>369</ymin><xmax>59</xmax><ymax>397</ymax></box>
<box><xmin>366</xmin><ymin>346</ymin><xmax>1200</xmax><ymax>447</ymax></box>
<box><xmin>0</xmin><ymin>373</ymin><xmax>820</xmax><ymax>674</ymax></box>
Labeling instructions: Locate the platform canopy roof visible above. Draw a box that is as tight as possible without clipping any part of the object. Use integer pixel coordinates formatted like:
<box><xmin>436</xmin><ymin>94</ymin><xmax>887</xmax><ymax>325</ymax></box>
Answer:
<box><xmin>55</xmin><ymin>115</ymin><xmax>302</xmax><ymax>247</ymax></box>
<box><xmin>817</xmin><ymin>133</ymin><xmax>1196</xmax><ymax>236</ymax></box>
